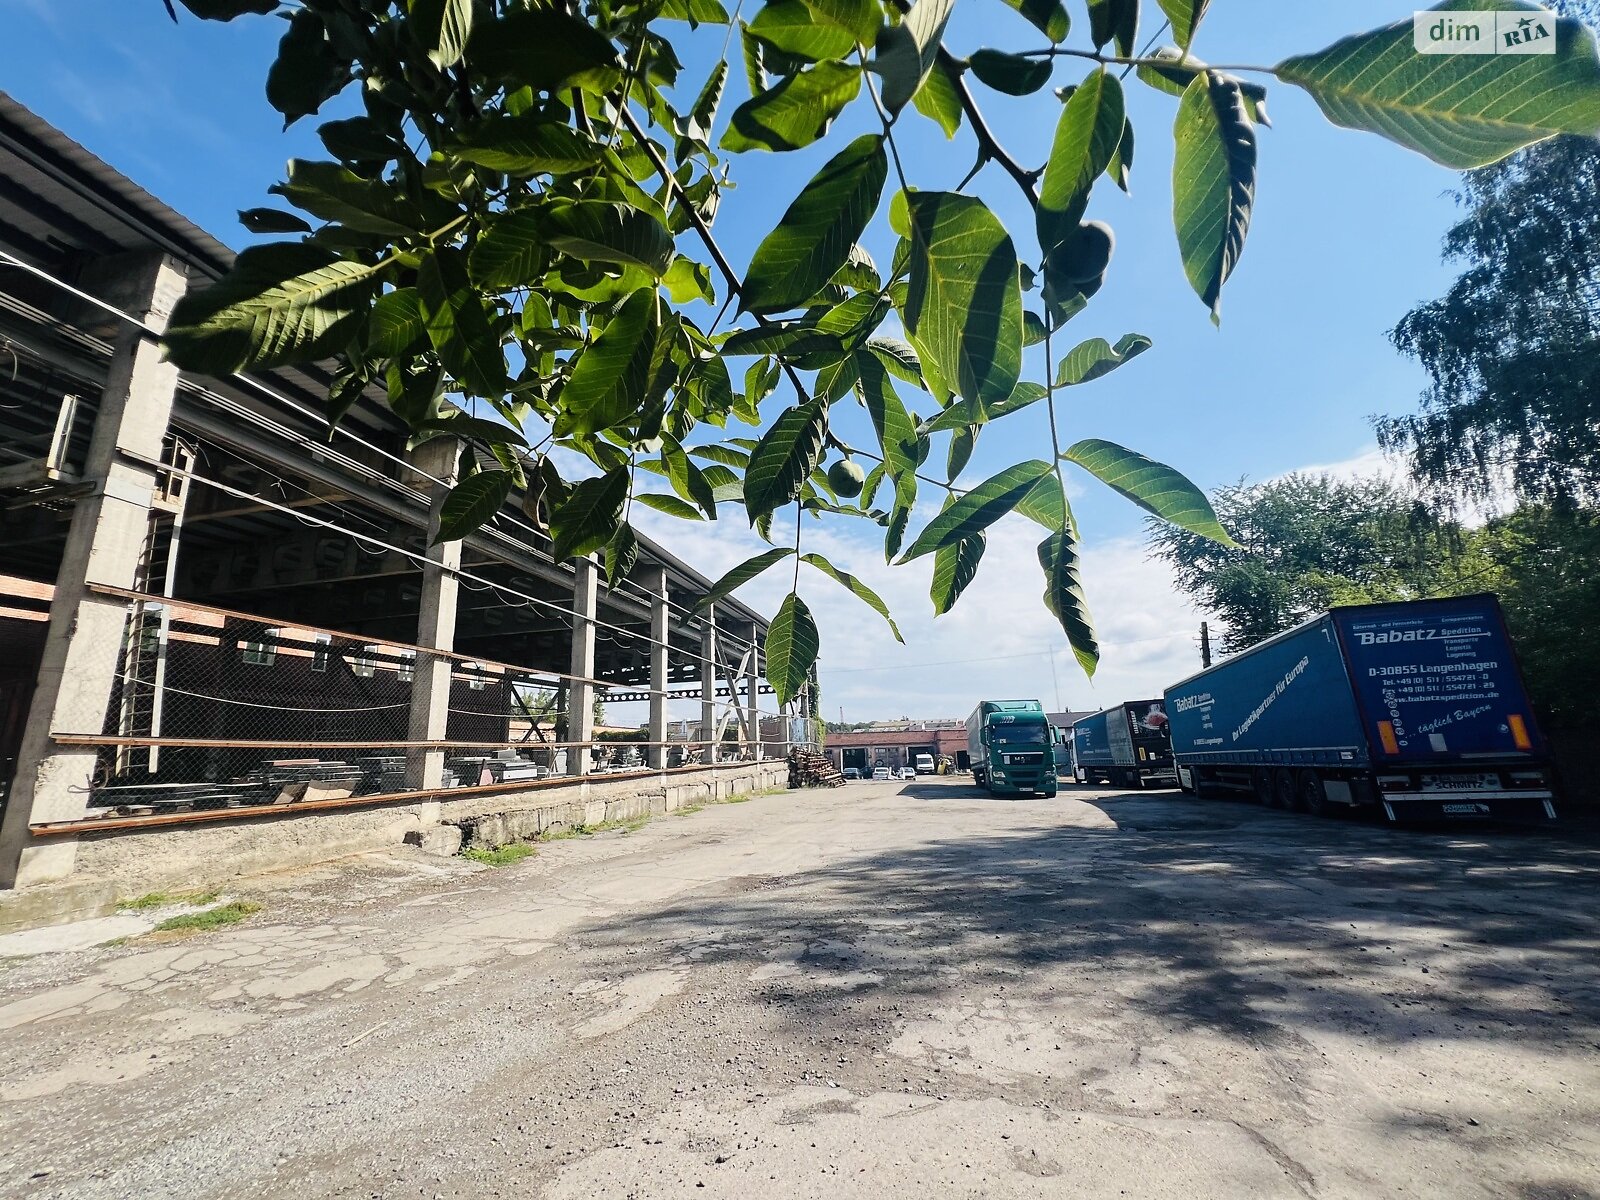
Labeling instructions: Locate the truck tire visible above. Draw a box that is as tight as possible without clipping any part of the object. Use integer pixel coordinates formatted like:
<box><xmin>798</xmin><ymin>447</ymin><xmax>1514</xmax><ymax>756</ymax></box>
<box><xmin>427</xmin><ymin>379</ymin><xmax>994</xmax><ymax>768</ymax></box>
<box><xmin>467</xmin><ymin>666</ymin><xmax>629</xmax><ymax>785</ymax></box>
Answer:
<box><xmin>1272</xmin><ymin>768</ymin><xmax>1297</xmax><ymax>811</ymax></box>
<box><xmin>1251</xmin><ymin>769</ymin><xmax>1274</xmax><ymax>806</ymax></box>
<box><xmin>1297</xmin><ymin>769</ymin><xmax>1329</xmax><ymax>817</ymax></box>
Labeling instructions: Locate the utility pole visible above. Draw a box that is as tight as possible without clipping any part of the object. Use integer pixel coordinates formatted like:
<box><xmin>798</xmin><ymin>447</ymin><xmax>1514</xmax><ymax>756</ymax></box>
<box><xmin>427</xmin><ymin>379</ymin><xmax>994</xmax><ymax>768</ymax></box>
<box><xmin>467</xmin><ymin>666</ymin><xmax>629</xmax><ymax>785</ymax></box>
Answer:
<box><xmin>1200</xmin><ymin>621</ymin><xmax>1213</xmax><ymax>669</ymax></box>
<box><xmin>1049</xmin><ymin>646</ymin><xmax>1062</xmax><ymax>712</ymax></box>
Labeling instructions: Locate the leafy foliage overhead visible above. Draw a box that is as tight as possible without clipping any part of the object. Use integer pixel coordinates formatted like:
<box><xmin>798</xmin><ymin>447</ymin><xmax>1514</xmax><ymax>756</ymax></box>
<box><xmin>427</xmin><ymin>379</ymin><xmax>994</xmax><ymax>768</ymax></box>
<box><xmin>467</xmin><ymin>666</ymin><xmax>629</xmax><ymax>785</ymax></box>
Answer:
<box><xmin>159</xmin><ymin>0</ymin><xmax>1600</xmax><ymax>705</ymax></box>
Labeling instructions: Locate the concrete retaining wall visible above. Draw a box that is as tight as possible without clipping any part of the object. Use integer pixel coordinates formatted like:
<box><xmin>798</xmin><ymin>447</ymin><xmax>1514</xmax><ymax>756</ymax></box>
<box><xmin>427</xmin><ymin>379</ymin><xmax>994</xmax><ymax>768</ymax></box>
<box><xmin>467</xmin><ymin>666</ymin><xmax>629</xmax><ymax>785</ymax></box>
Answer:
<box><xmin>65</xmin><ymin>761</ymin><xmax>789</xmax><ymax>898</ymax></box>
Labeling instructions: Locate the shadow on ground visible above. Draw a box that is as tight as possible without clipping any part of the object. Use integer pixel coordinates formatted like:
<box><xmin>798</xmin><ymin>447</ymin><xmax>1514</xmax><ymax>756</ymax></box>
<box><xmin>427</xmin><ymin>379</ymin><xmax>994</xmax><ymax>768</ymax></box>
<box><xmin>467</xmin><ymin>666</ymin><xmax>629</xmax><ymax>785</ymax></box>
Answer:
<box><xmin>579</xmin><ymin>791</ymin><xmax>1600</xmax><ymax>1055</ymax></box>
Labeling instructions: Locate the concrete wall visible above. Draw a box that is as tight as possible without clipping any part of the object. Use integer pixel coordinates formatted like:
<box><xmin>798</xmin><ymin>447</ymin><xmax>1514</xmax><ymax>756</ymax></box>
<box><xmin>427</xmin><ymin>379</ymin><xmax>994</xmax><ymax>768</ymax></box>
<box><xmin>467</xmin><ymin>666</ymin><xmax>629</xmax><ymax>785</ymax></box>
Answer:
<box><xmin>69</xmin><ymin>760</ymin><xmax>790</xmax><ymax>897</ymax></box>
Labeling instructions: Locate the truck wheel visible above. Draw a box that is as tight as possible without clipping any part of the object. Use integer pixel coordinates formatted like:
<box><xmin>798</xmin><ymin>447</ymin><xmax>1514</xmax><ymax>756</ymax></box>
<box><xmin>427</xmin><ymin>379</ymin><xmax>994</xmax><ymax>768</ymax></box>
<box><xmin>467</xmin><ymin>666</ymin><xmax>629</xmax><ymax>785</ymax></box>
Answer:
<box><xmin>1297</xmin><ymin>769</ymin><xmax>1329</xmax><ymax>817</ymax></box>
<box><xmin>1252</xmin><ymin>769</ymin><xmax>1274</xmax><ymax>806</ymax></box>
<box><xmin>1272</xmin><ymin>768</ymin><xmax>1297</xmax><ymax>811</ymax></box>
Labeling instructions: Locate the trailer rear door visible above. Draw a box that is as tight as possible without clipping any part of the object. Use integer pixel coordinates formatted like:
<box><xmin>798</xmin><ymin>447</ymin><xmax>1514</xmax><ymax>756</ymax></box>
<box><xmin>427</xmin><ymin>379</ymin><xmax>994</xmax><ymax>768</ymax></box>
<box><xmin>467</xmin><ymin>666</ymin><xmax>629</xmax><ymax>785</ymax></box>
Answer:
<box><xmin>1335</xmin><ymin>597</ymin><xmax>1544</xmax><ymax>763</ymax></box>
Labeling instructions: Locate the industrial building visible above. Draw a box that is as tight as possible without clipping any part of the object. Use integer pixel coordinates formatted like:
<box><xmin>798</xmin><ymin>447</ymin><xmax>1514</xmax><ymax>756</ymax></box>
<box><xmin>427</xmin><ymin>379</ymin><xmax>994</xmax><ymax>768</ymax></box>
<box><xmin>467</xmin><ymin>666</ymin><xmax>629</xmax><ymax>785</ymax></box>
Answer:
<box><xmin>0</xmin><ymin>94</ymin><xmax>803</xmax><ymax>913</ymax></box>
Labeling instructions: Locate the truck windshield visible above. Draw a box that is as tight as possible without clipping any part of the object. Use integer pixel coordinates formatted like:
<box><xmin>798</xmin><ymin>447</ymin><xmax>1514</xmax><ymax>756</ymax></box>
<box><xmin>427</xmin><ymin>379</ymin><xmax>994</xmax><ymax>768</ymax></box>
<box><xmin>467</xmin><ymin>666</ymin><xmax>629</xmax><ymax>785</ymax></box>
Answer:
<box><xmin>989</xmin><ymin>724</ymin><xmax>1048</xmax><ymax>746</ymax></box>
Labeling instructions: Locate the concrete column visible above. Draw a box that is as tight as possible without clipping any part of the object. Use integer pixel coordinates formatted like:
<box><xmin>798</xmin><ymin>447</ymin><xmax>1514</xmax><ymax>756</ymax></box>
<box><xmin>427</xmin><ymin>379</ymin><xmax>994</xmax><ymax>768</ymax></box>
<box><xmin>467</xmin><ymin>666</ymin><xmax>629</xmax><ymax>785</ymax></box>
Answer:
<box><xmin>404</xmin><ymin>438</ymin><xmax>461</xmax><ymax>791</ymax></box>
<box><xmin>699</xmin><ymin>606</ymin><xmax>717</xmax><ymax>765</ymax></box>
<box><xmin>567</xmin><ymin>556</ymin><xmax>599</xmax><ymax>777</ymax></box>
<box><xmin>644</xmin><ymin>566</ymin><xmax>669</xmax><ymax>769</ymax></box>
<box><xmin>0</xmin><ymin>252</ymin><xmax>187</xmax><ymax>889</ymax></box>
<box><xmin>746</xmin><ymin>622</ymin><xmax>762</xmax><ymax>762</ymax></box>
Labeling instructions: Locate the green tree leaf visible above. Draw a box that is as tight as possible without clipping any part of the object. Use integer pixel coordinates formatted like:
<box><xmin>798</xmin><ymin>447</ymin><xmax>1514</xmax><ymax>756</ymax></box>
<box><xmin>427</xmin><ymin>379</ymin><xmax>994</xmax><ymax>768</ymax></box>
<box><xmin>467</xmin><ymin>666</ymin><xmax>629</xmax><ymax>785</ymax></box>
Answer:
<box><xmin>544</xmin><ymin>202</ymin><xmax>675</xmax><ymax>277</ymax></box>
<box><xmin>1086</xmin><ymin>0</ymin><xmax>1138</xmax><ymax>57</ymax></box>
<box><xmin>175</xmin><ymin>0</ymin><xmax>277</xmax><ymax>18</ymax></box>
<box><xmin>801</xmin><ymin>553</ymin><xmax>904</xmax><ymax>641</ymax></box>
<box><xmin>662</xmin><ymin>433</ymin><xmax>720</xmax><ymax>517</ymax></box>
<box><xmin>270</xmin><ymin>159</ymin><xmax>431</xmax><ymax>238</ymax></box>
<box><xmin>1158</xmin><ymin>0</ymin><xmax>1210</xmax><ymax>50</ymax></box>
<box><xmin>997</xmin><ymin>0</ymin><xmax>1070</xmax><ymax>44</ymax></box>
<box><xmin>1277</xmin><ymin>2</ymin><xmax>1600</xmax><ymax>169</ymax></box>
<box><xmin>1064</xmin><ymin>438</ymin><xmax>1234</xmax><ymax>544</ymax></box>
<box><xmin>266</xmin><ymin>9</ymin><xmax>347</xmax><ymax>127</ymax></box>
<box><xmin>318</xmin><ymin>116</ymin><xmax>397</xmax><ymax>163</ymax></box>
<box><xmin>416</xmin><ymin>413</ymin><xmax>528</xmax><ymax>448</ymax></box>
<box><xmin>418</xmin><ymin>248</ymin><xmax>506</xmax><ymax>398</ymax></box>
<box><xmin>693</xmin><ymin>547</ymin><xmax>797</xmax><ymax>610</ymax></box>
<box><xmin>663</xmin><ymin>257</ymin><xmax>715</xmax><ymax>304</ymax></box>
<box><xmin>163</xmin><ymin>243</ymin><xmax>380</xmax><ymax>375</ymax></box>
<box><xmin>367</xmin><ymin>287</ymin><xmax>425</xmax><ymax>358</ymax></box>
<box><xmin>931</xmin><ymin>525</ymin><xmax>986</xmax><ymax>615</ymax></box>
<box><xmin>721</xmin><ymin>324</ymin><xmax>846</xmax><ymax>358</ymax></box>
<box><xmin>605</xmin><ymin>521</ymin><xmax>639</xmax><ymax>586</ymax></box>
<box><xmin>239</xmin><ymin>207</ymin><xmax>312</xmax><ymax>234</ymax></box>
<box><xmin>1037</xmin><ymin>69</ymin><xmax>1125</xmax><ymax>257</ymax></box>
<box><xmin>913</xmin><ymin>60</ymin><xmax>965</xmax><ymax>137</ymax></box>
<box><xmin>470</xmin><ymin>6</ymin><xmax>621</xmax><ymax>94</ymax></box>
<box><xmin>867</xmin><ymin>337</ymin><xmax>924</xmax><ymax>387</ymax></box>
<box><xmin>744</xmin><ymin>134</ymin><xmax>887</xmax><ymax>315</ymax></box>
<box><xmin>1038</xmin><ymin>529</ymin><xmax>1099</xmax><ymax>676</ymax></box>
<box><xmin>898</xmin><ymin>459</ymin><xmax>1052</xmax><ymax>562</ymax></box>
<box><xmin>556</xmin><ymin>289</ymin><xmax>660</xmax><ymax>436</ymax></box>
<box><xmin>1054</xmin><ymin>332</ymin><xmax>1152</xmax><ymax>385</ymax></box>
<box><xmin>448</xmin><ymin>116</ymin><xmax>597</xmax><ymax>175</ymax></box>
<box><xmin>749</xmin><ymin>0</ymin><xmax>856</xmax><ymax>60</ymax></box>
<box><xmin>1016</xmin><ymin>472</ymin><xmax>1071</xmax><ymax>531</ymax></box>
<box><xmin>744</xmin><ymin>400</ymin><xmax>828</xmax><ymax>521</ymax></box>
<box><xmin>434</xmin><ymin>470</ymin><xmax>512</xmax><ymax>544</ymax></box>
<box><xmin>799</xmin><ymin>0</ymin><xmax>882</xmax><ymax>46</ymax></box>
<box><xmin>550</xmin><ymin>468</ymin><xmax>630</xmax><ymax>560</ymax></box>
<box><xmin>1108</xmin><ymin>116</ymin><xmax>1134</xmax><ymax>191</ymax></box>
<box><xmin>968</xmin><ymin>49</ymin><xmax>1053</xmax><ymax>96</ymax></box>
<box><xmin>921</xmin><ymin>380</ymin><xmax>1047</xmax><ymax>433</ymax></box>
<box><xmin>468</xmin><ymin>209</ymin><xmax>549</xmax><ymax>289</ymax></box>
<box><xmin>876</xmin><ymin>0</ymin><xmax>956</xmax><ymax>113</ymax></box>
<box><xmin>902</xmin><ymin>191</ymin><xmax>1023</xmax><ymax>414</ymax></box>
<box><xmin>636</xmin><ymin>492</ymin><xmax>706</xmax><ymax>520</ymax></box>
<box><xmin>765</xmin><ymin>591</ymin><xmax>820</xmax><ymax>707</ymax></box>
<box><xmin>722</xmin><ymin>61</ymin><xmax>862</xmax><ymax>152</ymax></box>
<box><xmin>411</xmin><ymin>0</ymin><xmax>473</xmax><ymax>69</ymax></box>
<box><xmin>1172</xmin><ymin>71</ymin><xmax>1257</xmax><ymax>323</ymax></box>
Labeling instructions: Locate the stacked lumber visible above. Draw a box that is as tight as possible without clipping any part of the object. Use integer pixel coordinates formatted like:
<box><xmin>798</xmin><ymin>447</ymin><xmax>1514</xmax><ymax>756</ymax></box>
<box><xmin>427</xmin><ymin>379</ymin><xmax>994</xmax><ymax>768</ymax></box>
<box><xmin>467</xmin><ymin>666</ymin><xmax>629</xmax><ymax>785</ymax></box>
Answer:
<box><xmin>788</xmin><ymin>748</ymin><xmax>845</xmax><ymax>788</ymax></box>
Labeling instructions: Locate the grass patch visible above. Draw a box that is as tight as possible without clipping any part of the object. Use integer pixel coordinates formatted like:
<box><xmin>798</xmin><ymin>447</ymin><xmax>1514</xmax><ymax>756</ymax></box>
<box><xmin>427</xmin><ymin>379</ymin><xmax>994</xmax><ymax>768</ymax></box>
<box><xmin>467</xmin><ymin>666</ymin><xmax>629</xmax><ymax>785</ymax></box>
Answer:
<box><xmin>118</xmin><ymin>889</ymin><xmax>220</xmax><ymax>911</ymax></box>
<box><xmin>461</xmin><ymin>842</ymin><xmax>538</xmax><ymax>867</ymax></box>
<box><xmin>151</xmin><ymin>900</ymin><xmax>261</xmax><ymax>935</ymax></box>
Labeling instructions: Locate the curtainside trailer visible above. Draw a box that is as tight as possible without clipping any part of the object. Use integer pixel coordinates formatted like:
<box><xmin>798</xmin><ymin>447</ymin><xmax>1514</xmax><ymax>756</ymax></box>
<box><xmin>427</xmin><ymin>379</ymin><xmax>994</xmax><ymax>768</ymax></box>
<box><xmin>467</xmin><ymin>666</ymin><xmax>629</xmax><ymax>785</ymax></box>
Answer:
<box><xmin>1164</xmin><ymin>594</ymin><xmax>1556</xmax><ymax>822</ymax></box>
<box><xmin>1070</xmin><ymin>701</ymin><xmax>1176</xmax><ymax>789</ymax></box>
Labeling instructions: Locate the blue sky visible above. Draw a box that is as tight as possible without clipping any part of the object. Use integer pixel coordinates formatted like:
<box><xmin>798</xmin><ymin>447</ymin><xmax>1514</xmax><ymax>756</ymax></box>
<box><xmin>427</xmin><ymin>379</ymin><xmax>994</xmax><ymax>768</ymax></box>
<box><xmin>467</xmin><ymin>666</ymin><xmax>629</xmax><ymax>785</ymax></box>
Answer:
<box><xmin>3</xmin><ymin>1</ymin><xmax>1482</xmax><ymax>720</ymax></box>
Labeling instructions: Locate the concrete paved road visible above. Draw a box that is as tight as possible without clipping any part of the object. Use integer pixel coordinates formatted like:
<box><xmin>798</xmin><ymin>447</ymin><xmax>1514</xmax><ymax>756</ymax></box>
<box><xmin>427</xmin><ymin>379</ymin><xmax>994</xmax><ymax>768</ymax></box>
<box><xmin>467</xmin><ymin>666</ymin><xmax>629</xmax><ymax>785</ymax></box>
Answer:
<box><xmin>2</xmin><ymin>779</ymin><xmax>1598</xmax><ymax>1199</ymax></box>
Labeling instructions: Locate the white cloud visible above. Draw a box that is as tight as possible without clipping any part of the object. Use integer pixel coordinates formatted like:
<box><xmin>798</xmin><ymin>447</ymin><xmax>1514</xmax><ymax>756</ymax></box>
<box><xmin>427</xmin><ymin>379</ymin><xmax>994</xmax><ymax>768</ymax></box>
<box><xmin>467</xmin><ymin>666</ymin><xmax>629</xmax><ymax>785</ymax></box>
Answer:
<box><xmin>626</xmin><ymin>502</ymin><xmax>1203</xmax><ymax>725</ymax></box>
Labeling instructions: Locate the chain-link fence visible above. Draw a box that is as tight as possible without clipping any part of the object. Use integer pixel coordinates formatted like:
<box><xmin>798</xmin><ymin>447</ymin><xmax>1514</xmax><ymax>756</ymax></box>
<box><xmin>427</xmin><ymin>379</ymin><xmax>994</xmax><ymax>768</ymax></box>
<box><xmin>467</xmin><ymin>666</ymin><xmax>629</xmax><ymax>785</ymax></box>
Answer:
<box><xmin>46</xmin><ymin>587</ymin><xmax>775</xmax><ymax>822</ymax></box>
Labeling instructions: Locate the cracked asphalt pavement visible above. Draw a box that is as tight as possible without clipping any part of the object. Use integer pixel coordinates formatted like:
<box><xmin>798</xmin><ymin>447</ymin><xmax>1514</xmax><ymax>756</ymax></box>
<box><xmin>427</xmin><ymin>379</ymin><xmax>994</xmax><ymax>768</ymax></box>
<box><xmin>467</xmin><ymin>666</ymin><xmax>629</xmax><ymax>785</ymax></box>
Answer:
<box><xmin>2</xmin><ymin>778</ymin><xmax>1598</xmax><ymax>1199</ymax></box>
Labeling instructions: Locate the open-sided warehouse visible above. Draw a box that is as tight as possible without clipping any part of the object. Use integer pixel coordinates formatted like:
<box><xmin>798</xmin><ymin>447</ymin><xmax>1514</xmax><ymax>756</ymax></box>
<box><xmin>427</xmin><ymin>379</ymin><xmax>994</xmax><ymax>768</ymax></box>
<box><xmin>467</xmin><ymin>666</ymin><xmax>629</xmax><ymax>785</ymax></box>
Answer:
<box><xmin>0</xmin><ymin>94</ymin><xmax>805</xmax><ymax>904</ymax></box>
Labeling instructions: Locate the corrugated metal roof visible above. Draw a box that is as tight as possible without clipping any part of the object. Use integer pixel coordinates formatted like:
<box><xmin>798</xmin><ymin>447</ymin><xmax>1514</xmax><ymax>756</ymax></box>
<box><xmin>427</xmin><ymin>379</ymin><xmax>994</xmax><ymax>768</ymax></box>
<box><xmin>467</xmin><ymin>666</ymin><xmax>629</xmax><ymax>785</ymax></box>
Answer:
<box><xmin>0</xmin><ymin>91</ymin><xmax>768</xmax><ymax>633</ymax></box>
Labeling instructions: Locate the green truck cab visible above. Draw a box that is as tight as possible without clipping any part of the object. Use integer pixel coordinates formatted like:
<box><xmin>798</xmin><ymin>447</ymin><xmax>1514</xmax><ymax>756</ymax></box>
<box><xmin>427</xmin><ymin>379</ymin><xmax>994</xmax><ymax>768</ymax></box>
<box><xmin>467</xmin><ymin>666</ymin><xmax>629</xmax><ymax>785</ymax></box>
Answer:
<box><xmin>966</xmin><ymin>700</ymin><xmax>1058</xmax><ymax>797</ymax></box>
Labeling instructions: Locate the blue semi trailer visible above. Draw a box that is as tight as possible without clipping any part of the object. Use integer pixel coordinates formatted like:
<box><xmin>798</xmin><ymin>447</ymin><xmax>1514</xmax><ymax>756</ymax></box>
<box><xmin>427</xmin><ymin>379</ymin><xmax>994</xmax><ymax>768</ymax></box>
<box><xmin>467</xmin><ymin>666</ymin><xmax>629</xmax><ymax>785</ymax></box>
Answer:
<box><xmin>1070</xmin><ymin>702</ymin><xmax>1176</xmax><ymax>789</ymax></box>
<box><xmin>1164</xmin><ymin>595</ymin><xmax>1556</xmax><ymax>822</ymax></box>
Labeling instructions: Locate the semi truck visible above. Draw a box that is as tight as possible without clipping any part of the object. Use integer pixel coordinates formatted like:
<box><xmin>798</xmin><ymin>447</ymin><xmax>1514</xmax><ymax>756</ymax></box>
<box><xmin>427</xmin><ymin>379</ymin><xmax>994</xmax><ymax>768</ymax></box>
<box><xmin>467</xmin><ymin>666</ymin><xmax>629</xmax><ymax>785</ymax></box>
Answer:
<box><xmin>966</xmin><ymin>700</ymin><xmax>1057</xmax><ymax>796</ymax></box>
<box><xmin>1070</xmin><ymin>701</ymin><xmax>1176</xmax><ymax>789</ymax></box>
<box><xmin>1163</xmin><ymin>594</ymin><xmax>1556</xmax><ymax>822</ymax></box>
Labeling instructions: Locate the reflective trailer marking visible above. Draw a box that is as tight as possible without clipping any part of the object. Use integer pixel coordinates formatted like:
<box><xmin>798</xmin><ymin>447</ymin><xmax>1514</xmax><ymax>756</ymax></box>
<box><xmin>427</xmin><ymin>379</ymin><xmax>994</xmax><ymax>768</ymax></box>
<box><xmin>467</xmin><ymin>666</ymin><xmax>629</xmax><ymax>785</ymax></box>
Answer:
<box><xmin>1509</xmin><ymin>714</ymin><xmax>1533</xmax><ymax>750</ymax></box>
<box><xmin>1377</xmin><ymin>721</ymin><xmax>1400</xmax><ymax>755</ymax></box>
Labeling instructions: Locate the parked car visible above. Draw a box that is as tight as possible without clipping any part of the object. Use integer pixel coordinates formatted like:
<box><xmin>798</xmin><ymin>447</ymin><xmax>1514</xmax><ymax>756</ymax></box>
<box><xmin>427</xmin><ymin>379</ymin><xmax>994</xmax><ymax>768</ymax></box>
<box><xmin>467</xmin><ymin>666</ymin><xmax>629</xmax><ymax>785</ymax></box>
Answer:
<box><xmin>843</xmin><ymin>767</ymin><xmax>861</xmax><ymax>780</ymax></box>
<box><xmin>898</xmin><ymin>766</ymin><xmax>916</xmax><ymax>780</ymax></box>
<box><xmin>872</xmin><ymin>766</ymin><xmax>893</xmax><ymax>781</ymax></box>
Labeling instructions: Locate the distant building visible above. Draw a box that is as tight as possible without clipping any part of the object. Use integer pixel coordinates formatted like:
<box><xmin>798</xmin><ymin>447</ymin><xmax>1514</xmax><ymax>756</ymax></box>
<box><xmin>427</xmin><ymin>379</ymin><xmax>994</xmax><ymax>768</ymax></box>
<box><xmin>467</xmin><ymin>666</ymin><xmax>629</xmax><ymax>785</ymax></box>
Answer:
<box><xmin>823</xmin><ymin>727</ymin><xmax>969</xmax><ymax>773</ymax></box>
